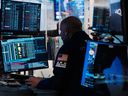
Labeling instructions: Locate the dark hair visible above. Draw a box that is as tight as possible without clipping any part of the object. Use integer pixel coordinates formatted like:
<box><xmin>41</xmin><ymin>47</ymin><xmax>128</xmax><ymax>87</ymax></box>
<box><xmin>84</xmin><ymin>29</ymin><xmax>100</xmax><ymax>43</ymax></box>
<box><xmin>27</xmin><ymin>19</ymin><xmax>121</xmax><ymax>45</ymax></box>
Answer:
<box><xmin>60</xmin><ymin>16</ymin><xmax>83</xmax><ymax>42</ymax></box>
<box><xmin>60</xmin><ymin>16</ymin><xmax>82</xmax><ymax>32</ymax></box>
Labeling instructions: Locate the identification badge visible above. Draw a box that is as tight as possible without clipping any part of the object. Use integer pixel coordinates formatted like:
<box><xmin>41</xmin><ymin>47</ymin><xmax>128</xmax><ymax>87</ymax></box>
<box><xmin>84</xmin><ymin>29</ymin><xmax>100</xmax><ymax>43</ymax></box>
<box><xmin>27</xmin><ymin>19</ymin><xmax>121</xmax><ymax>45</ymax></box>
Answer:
<box><xmin>55</xmin><ymin>54</ymin><xmax>68</xmax><ymax>68</ymax></box>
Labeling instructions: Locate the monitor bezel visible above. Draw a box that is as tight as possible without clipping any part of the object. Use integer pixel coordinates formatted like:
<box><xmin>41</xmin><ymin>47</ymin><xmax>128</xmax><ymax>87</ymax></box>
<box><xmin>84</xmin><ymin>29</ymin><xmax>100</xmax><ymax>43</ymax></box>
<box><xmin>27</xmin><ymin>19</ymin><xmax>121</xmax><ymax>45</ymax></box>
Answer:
<box><xmin>92</xmin><ymin>0</ymin><xmax>125</xmax><ymax>36</ymax></box>
<box><xmin>53</xmin><ymin>0</ymin><xmax>85</xmax><ymax>21</ymax></box>
<box><xmin>0</xmin><ymin>34</ymin><xmax>49</xmax><ymax>73</ymax></box>
<box><xmin>81</xmin><ymin>40</ymin><xmax>127</xmax><ymax>89</ymax></box>
<box><xmin>1</xmin><ymin>0</ymin><xmax>41</xmax><ymax>34</ymax></box>
<box><xmin>121</xmin><ymin>0</ymin><xmax>128</xmax><ymax>44</ymax></box>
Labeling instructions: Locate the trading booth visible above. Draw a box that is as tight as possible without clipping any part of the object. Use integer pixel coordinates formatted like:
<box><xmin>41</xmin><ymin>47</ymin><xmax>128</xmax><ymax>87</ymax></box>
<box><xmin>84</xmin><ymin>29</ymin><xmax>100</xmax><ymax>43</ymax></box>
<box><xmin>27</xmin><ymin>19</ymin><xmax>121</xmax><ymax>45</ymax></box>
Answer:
<box><xmin>81</xmin><ymin>0</ymin><xmax>128</xmax><ymax>96</ymax></box>
<box><xmin>0</xmin><ymin>0</ymin><xmax>128</xmax><ymax>96</ymax></box>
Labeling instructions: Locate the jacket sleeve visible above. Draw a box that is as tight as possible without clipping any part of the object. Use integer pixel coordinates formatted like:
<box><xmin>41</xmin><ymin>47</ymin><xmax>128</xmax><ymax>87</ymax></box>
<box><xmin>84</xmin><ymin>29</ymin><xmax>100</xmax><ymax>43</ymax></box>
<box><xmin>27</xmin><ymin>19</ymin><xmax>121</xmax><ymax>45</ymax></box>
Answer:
<box><xmin>36</xmin><ymin>75</ymin><xmax>64</xmax><ymax>90</ymax></box>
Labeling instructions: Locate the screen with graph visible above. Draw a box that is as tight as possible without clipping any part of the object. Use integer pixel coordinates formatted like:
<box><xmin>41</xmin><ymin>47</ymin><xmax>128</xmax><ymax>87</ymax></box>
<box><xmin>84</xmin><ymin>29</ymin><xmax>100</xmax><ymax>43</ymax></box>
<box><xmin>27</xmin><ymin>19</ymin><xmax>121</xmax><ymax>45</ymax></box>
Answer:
<box><xmin>0</xmin><ymin>35</ymin><xmax>48</xmax><ymax>73</ymax></box>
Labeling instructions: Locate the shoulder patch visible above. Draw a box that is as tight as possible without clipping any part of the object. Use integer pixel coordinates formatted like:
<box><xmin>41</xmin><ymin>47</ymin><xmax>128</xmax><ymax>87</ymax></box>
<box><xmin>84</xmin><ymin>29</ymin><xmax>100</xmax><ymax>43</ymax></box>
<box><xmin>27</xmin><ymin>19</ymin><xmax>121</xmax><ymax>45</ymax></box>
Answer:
<box><xmin>55</xmin><ymin>54</ymin><xmax>69</xmax><ymax>68</ymax></box>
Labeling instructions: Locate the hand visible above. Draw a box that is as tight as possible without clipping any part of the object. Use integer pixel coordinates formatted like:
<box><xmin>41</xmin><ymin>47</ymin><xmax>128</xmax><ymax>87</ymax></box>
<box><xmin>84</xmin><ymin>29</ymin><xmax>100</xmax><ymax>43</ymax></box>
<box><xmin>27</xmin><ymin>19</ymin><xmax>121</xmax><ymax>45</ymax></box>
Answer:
<box><xmin>25</xmin><ymin>77</ymin><xmax>43</xmax><ymax>88</ymax></box>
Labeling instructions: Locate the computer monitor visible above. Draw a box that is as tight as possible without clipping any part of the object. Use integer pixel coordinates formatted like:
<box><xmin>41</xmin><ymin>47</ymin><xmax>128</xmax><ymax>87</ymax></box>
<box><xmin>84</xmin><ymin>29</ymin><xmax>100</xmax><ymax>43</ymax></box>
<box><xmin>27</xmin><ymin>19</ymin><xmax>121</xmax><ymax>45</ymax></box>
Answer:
<box><xmin>92</xmin><ymin>0</ymin><xmax>123</xmax><ymax>35</ymax></box>
<box><xmin>92</xmin><ymin>7</ymin><xmax>109</xmax><ymax>33</ymax></box>
<box><xmin>1</xmin><ymin>0</ymin><xmax>41</xmax><ymax>34</ymax></box>
<box><xmin>109</xmin><ymin>0</ymin><xmax>122</xmax><ymax>35</ymax></box>
<box><xmin>81</xmin><ymin>40</ymin><xmax>127</xmax><ymax>95</ymax></box>
<box><xmin>0</xmin><ymin>35</ymin><xmax>48</xmax><ymax>73</ymax></box>
<box><xmin>81</xmin><ymin>41</ymin><xmax>128</xmax><ymax>88</ymax></box>
<box><xmin>54</xmin><ymin>0</ymin><xmax>84</xmax><ymax>23</ymax></box>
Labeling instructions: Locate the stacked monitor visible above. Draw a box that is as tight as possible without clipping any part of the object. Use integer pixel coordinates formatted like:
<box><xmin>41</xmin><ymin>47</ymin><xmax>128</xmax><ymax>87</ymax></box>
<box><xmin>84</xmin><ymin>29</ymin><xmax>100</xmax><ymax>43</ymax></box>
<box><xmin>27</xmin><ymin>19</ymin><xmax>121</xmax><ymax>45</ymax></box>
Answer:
<box><xmin>109</xmin><ymin>0</ymin><xmax>122</xmax><ymax>35</ymax></box>
<box><xmin>0</xmin><ymin>0</ymin><xmax>49</xmax><ymax>73</ymax></box>
<box><xmin>1</xmin><ymin>0</ymin><xmax>41</xmax><ymax>34</ymax></box>
<box><xmin>0</xmin><ymin>35</ymin><xmax>48</xmax><ymax>73</ymax></box>
<box><xmin>81</xmin><ymin>41</ymin><xmax>127</xmax><ymax>96</ymax></box>
<box><xmin>54</xmin><ymin>0</ymin><xmax>84</xmax><ymax>23</ymax></box>
<box><xmin>92</xmin><ymin>0</ymin><xmax>123</xmax><ymax>35</ymax></box>
<box><xmin>92</xmin><ymin>7</ymin><xmax>109</xmax><ymax>33</ymax></box>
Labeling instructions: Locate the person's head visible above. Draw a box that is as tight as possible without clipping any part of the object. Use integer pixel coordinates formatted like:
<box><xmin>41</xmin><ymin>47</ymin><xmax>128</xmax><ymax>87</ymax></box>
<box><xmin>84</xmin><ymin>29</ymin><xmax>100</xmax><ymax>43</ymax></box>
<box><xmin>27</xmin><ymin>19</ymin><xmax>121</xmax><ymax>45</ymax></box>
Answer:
<box><xmin>60</xmin><ymin>16</ymin><xmax>82</xmax><ymax>42</ymax></box>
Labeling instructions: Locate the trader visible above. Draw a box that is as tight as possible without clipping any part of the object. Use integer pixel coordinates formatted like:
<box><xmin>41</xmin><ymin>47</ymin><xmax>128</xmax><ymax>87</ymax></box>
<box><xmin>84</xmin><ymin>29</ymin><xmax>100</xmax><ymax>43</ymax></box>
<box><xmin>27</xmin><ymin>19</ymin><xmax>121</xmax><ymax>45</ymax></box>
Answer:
<box><xmin>26</xmin><ymin>16</ymin><xmax>91</xmax><ymax>96</ymax></box>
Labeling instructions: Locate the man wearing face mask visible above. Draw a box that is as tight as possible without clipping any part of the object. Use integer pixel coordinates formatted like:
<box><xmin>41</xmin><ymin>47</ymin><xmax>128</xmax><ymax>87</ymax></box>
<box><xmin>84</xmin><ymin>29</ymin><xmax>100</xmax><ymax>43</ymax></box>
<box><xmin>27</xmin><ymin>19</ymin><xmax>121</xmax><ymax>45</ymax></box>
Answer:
<box><xmin>26</xmin><ymin>16</ymin><xmax>91</xmax><ymax>96</ymax></box>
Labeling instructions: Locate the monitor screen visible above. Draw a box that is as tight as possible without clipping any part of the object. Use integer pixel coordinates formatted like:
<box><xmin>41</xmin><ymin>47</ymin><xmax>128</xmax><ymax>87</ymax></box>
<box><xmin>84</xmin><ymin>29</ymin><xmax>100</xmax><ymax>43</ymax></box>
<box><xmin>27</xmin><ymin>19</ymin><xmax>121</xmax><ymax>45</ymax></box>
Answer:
<box><xmin>81</xmin><ymin>41</ymin><xmax>127</xmax><ymax>95</ymax></box>
<box><xmin>1</xmin><ymin>0</ymin><xmax>41</xmax><ymax>33</ymax></box>
<box><xmin>92</xmin><ymin>0</ymin><xmax>123</xmax><ymax>35</ymax></box>
<box><xmin>0</xmin><ymin>35</ymin><xmax>48</xmax><ymax>73</ymax></box>
<box><xmin>109</xmin><ymin>0</ymin><xmax>122</xmax><ymax>34</ymax></box>
<box><xmin>54</xmin><ymin>0</ymin><xmax>84</xmax><ymax>23</ymax></box>
<box><xmin>92</xmin><ymin>7</ymin><xmax>110</xmax><ymax>33</ymax></box>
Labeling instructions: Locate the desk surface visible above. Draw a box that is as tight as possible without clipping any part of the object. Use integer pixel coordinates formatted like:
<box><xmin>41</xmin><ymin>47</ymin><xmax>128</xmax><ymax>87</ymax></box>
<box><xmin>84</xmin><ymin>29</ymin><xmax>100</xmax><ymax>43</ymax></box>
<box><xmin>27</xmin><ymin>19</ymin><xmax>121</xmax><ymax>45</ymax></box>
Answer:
<box><xmin>0</xmin><ymin>85</ymin><xmax>57</xmax><ymax>96</ymax></box>
<box><xmin>0</xmin><ymin>85</ymin><xmax>34</xmax><ymax>96</ymax></box>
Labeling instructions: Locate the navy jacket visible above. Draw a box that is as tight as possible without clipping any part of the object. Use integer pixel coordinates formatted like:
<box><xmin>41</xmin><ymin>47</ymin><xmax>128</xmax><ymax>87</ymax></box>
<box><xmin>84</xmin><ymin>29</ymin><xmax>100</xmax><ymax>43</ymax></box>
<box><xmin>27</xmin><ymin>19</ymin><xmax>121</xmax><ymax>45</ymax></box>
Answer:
<box><xmin>36</xmin><ymin>31</ymin><xmax>90</xmax><ymax>96</ymax></box>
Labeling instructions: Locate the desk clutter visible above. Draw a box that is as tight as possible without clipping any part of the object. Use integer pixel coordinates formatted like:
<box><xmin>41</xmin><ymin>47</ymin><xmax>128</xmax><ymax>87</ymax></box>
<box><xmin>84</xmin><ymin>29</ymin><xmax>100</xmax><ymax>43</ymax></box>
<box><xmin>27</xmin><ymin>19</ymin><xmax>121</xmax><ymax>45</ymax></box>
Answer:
<box><xmin>0</xmin><ymin>74</ymin><xmax>57</xmax><ymax>96</ymax></box>
<box><xmin>0</xmin><ymin>85</ymin><xmax>34</xmax><ymax>96</ymax></box>
<box><xmin>0</xmin><ymin>84</ymin><xmax>57</xmax><ymax>96</ymax></box>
